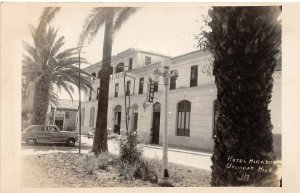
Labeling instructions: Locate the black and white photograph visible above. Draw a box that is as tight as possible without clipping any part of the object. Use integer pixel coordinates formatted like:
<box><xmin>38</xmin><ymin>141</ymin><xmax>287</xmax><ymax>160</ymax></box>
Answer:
<box><xmin>1</xmin><ymin>2</ymin><xmax>299</xmax><ymax>192</ymax></box>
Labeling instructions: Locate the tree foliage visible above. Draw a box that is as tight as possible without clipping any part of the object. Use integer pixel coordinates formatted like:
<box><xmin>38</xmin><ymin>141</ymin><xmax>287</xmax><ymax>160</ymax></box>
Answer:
<box><xmin>198</xmin><ymin>6</ymin><xmax>281</xmax><ymax>186</ymax></box>
<box><xmin>23</xmin><ymin>24</ymin><xmax>92</xmax><ymax>124</ymax></box>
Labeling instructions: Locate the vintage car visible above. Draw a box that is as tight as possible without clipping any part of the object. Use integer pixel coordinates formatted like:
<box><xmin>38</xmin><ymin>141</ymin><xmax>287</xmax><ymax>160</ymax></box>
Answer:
<box><xmin>21</xmin><ymin>125</ymin><xmax>78</xmax><ymax>146</ymax></box>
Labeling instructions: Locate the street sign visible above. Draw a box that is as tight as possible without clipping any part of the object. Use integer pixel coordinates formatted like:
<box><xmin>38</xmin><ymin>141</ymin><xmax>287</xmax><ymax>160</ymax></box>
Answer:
<box><xmin>148</xmin><ymin>82</ymin><xmax>155</xmax><ymax>103</ymax></box>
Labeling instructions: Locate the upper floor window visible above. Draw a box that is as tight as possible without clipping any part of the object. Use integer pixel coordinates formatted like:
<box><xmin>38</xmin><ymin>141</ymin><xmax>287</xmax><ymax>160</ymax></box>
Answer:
<box><xmin>97</xmin><ymin>88</ymin><xmax>100</xmax><ymax>99</ymax></box>
<box><xmin>129</xmin><ymin>58</ymin><xmax>133</xmax><ymax>70</ymax></box>
<box><xmin>97</xmin><ymin>71</ymin><xmax>101</xmax><ymax>79</ymax></box>
<box><xmin>115</xmin><ymin>83</ymin><xmax>119</xmax><ymax>97</ymax></box>
<box><xmin>126</xmin><ymin>80</ymin><xmax>131</xmax><ymax>96</ymax></box>
<box><xmin>154</xmin><ymin>81</ymin><xmax>158</xmax><ymax>92</ymax></box>
<box><xmin>190</xmin><ymin>65</ymin><xmax>198</xmax><ymax>87</ymax></box>
<box><xmin>89</xmin><ymin>89</ymin><xmax>92</xmax><ymax>101</ymax></box>
<box><xmin>139</xmin><ymin>77</ymin><xmax>144</xmax><ymax>94</ymax></box>
<box><xmin>176</xmin><ymin>100</ymin><xmax>191</xmax><ymax>137</ymax></box>
<box><xmin>170</xmin><ymin>70</ymin><xmax>177</xmax><ymax>90</ymax></box>
<box><xmin>115</xmin><ymin>63</ymin><xmax>124</xmax><ymax>73</ymax></box>
<box><xmin>91</xmin><ymin>72</ymin><xmax>96</xmax><ymax>80</ymax></box>
<box><xmin>145</xmin><ymin>56</ymin><xmax>151</xmax><ymax>65</ymax></box>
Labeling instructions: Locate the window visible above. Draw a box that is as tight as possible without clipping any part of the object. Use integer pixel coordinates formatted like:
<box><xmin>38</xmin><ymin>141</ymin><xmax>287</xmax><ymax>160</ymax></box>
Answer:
<box><xmin>212</xmin><ymin>100</ymin><xmax>219</xmax><ymax>139</ymax></box>
<box><xmin>126</xmin><ymin>80</ymin><xmax>131</xmax><ymax>96</ymax></box>
<box><xmin>170</xmin><ymin>70</ymin><xmax>177</xmax><ymax>90</ymax></box>
<box><xmin>154</xmin><ymin>81</ymin><xmax>158</xmax><ymax>92</ymax></box>
<box><xmin>81</xmin><ymin>108</ymin><xmax>85</xmax><ymax>126</ymax></box>
<box><xmin>89</xmin><ymin>89</ymin><xmax>92</xmax><ymax>101</ymax></box>
<box><xmin>129</xmin><ymin>58</ymin><xmax>133</xmax><ymax>70</ymax></box>
<box><xmin>89</xmin><ymin>107</ymin><xmax>95</xmax><ymax>127</ymax></box>
<box><xmin>190</xmin><ymin>65</ymin><xmax>198</xmax><ymax>87</ymax></box>
<box><xmin>115</xmin><ymin>63</ymin><xmax>124</xmax><ymax>73</ymax></box>
<box><xmin>176</xmin><ymin>100</ymin><xmax>191</xmax><ymax>136</ymax></box>
<box><xmin>139</xmin><ymin>77</ymin><xmax>144</xmax><ymax>94</ymax></box>
<box><xmin>115</xmin><ymin>83</ymin><xmax>119</xmax><ymax>97</ymax></box>
<box><xmin>97</xmin><ymin>88</ymin><xmax>100</xmax><ymax>99</ymax></box>
<box><xmin>145</xmin><ymin>56</ymin><xmax>151</xmax><ymax>65</ymax></box>
<box><xmin>91</xmin><ymin>72</ymin><xmax>96</xmax><ymax>80</ymax></box>
<box><xmin>97</xmin><ymin>71</ymin><xmax>101</xmax><ymax>79</ymax></box>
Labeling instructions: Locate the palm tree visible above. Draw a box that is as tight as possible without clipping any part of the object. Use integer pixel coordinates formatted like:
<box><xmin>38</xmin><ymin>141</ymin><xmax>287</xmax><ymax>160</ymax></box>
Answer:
<box><xmin>23</xmin><ymin>26</ymin><xmax>92</xmax><ymax>125</ymax></box>
<box><xmin>22</xmin><ymin>7</ymin><xmax>61</xmax><ymax>126</ymax></box>
<box><xmin>201</xmin><ymin>7</ymin><xmax>281</xmax><ymax>186</ymax></box>
<box><xmin>79</xmin><ymin>7</ymin><xmax>138</xmax><ymax>154</ymax></box>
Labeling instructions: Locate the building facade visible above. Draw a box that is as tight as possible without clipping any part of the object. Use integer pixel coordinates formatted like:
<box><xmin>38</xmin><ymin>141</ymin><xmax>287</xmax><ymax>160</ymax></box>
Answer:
<box><xmin>48</xmin><ymin>99</ymin><xmax>79</xmax><ymax>131</ymax></box>
<box><xmin>81</xmin><ymin>48</ymin><xmax>281</xmax><ymax>156</ymax></box>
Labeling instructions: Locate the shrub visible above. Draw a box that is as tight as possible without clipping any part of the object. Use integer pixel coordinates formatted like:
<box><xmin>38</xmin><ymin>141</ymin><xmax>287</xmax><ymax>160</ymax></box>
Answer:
<box><xmin>119</xmin><ymin>132</ymin><xmax>143</xmax><ymax>164</ymax></box>
<box><xmin>81</xmin><ymin>152</ymin><xmax>115</xmax><ymax>174</ymax></box>
<box><xmin>116</xmin><ymin>160</ymin><xmax>139</xmax><ymax>180</ymax></box>
<box><xmin>135</xmin><ymin>157</ymin><xmax>161</xmax><ymax>183</ymax></box>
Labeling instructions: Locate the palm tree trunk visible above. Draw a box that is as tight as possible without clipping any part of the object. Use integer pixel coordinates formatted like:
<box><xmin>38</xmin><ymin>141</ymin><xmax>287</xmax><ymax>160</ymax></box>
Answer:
<box><xmin>206</xmin><ymin>7</ymin><xmax>281</xmax><ymax>186</ymax></box>
<box><xmin>92</xmin><ymin>14</ymin><xmax>114</xmax><ymax>154</ymax></box>
<box><xmin>31</xmin><ymin>75</ymin><xmax>51</xmax><ymax>125</ymax></box>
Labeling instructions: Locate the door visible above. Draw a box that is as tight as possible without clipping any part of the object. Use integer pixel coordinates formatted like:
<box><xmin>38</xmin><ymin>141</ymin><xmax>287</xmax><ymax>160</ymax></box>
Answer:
<box><xmin>36</xmin><ymin>126</ymin><xmax>52</xmax><ymax>142</ymax></box>
<box><xmin>133</xmin><ymin>113</ymin><xmax>138</xmax><ymax>132</ymax></box>
<box><xmin>151</xmin><ymin>103</ymin><xmax>161</xmax><ymax>144</ymax></box>
<box><xmin>114</xmin><ymin>112</ymin><xmax>121</xmax><ymax>135</ymax></box>
<box><xmin>49</xmin><ymin>126</ymin><xmax>64</xmax><ymax>142</ymax></box>
<box><xmin>55</xmin><ymin>120</ymin><xmax>64</xmax><ymax>131</ymax></box>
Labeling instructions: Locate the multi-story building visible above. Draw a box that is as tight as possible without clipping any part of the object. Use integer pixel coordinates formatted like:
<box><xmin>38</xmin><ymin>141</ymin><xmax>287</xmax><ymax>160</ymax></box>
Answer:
<box><xmin>81</xmin><ymin>48</ymin><xmax>281</xmax><ymax>156</ymax></box>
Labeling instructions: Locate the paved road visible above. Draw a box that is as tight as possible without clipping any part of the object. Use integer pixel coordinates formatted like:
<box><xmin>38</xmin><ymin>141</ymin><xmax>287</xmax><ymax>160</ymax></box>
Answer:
<box><xmin>21</xmin><ymin>135</ymin><xmax>212</xmax><ymax>170</ymax></box>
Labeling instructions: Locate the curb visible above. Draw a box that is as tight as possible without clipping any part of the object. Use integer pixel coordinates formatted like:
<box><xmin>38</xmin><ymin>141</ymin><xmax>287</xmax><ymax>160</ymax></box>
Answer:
<box><xmin>143</xmin><ymin>144</ymin><xmax>212</xmax><ymax>157</ymax></box>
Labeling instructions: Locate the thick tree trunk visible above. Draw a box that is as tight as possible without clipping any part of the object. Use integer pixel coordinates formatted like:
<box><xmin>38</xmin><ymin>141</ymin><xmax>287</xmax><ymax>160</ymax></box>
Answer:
<box><xmin>31</xmin><ymin>75</ymin><xmax>51</xmax><ymax>125</ymax></box>
<box><xmin>206</xmin><ymin>7</ymin><xmax>281</xmax><ymax>186</ymax></box>
<box><xmin>92</xmin><ymin>14</ymin><xmax>114</xmax><ymax>154</ymax></box>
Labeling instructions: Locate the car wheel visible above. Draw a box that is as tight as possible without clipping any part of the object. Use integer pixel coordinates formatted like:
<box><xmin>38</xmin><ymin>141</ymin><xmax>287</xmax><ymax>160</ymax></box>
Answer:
<box><xmin>26</xmin><ymin>138</ymin><xmax>36</xmax><ymax>145</ymax></box>
<box><xmin>66</xmin><ymin>138</ymin><xmax>75</xmax><ymax>147</ymax></box>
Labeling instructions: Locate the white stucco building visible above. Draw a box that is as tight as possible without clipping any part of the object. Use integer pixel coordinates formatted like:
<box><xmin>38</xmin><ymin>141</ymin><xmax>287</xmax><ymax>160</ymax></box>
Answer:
<box><xmin>80</xmin><ymin>48</ymin><xmax>281</xmax><ymax>156</ymax></box>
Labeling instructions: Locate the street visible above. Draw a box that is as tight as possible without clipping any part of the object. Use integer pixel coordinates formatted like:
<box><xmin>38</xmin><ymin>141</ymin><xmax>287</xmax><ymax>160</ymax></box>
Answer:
<box><xmin>21</xmin><ymin>135</ymin><xmax>212</xmax><ymax>170</ymax></box>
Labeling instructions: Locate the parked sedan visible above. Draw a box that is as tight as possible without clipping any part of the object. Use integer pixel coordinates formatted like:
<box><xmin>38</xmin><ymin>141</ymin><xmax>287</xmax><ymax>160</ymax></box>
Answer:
<box><xmin>21</xmin><ymin>125</ymin><xmax>78</xmax><ymax>146</ymax></box>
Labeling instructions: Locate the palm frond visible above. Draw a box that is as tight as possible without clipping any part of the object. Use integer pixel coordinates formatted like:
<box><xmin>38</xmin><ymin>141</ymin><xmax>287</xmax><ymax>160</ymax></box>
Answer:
<box><xmin>114</xmin><ymin>7</ymin><xmax>138</xmax><ymax>32</ymax></box>
<box><xmin>78</xmin><ymin>7</ymin><xmax>116</xmax><ymax>45</ymax></box>
<box><xmin>37</xmin><ymin>7</ymin><xmax>61</xmax><ymax>36</ymax></box>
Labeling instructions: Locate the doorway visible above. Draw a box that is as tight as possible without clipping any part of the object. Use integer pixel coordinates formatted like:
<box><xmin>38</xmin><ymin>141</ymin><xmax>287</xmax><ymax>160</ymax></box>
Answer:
<box><xmin>114</xmin><ymin>105</ymin><xmax>122</xmax><ymax>135</ymax></box>
<box><xmin>151</xmin><ymin>102</ymin><xmax>161</xmax><ymax>144</ymax></box>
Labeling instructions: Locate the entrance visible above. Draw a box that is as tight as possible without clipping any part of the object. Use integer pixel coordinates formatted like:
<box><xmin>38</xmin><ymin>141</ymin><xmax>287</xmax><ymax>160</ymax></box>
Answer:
<box><xmin>114</xmin><ymin>105</ymin><xmax>122</xmax><ymax>135</ymax></box>
<box><xmin>151</xmin><ymin>102</ymin><xmax>161</xmax><ymax>144</ymax></box>
<box><xmin>133</xmin><ymin>113</ymin><xmax>138</xmax><ymax>132</ymax></box>
<box><xmin>55</xmin><ymin>120</ymin><xmax>63</xmax><ymax>131</ymax></box>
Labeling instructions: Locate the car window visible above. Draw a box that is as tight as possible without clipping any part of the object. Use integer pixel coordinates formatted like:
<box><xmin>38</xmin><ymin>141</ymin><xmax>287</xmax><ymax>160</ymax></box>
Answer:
<box><xmin>40</xmin><ymin>126</ymin><xmax>46</xmax><ymax>132</ymax></box>
<box><xmin>49</xmin><ymin>127</ymin><xmax>58</xmax><ymax>132</ymax></box>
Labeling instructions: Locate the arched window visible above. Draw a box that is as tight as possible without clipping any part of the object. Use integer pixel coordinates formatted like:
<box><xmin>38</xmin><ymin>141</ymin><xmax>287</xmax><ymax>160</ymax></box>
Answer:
<box><xmin>81</xmin><ymin>108</ymin><xmax>85</xmax><ymax>126</ymax></box>
<box><xmin>97</xmin><ymin>71</ymin><xmax>101</xmax><ymax>78</ymax></box>
<box><xmin>89</xmin><ymin>107</ymin><xmax>95</xmax><ymax>127</ymax></box>
<box><xmin>115</xmin><ymin>63</ymin><xmax>124</xmax><ymax>73</ymax></box>
<box><xmin>91</xmin><ymin>72</ymin><xmax>96</xmax><ymax>80</ymax></box>
<box><xmin>176</xmin><ymin>100</ymin><xmax>191</xmax><ymax>136</ymax></box>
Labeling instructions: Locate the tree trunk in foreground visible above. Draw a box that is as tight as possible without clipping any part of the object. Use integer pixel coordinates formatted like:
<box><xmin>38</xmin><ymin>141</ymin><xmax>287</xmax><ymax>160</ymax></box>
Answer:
<box><xmin>205</xmin><ymin>7</ymin><xmax>281</xmax><ymax>186</ymax></box>
<box><xmin>92</xmin><ymin>14</ymin><xmax>114</xmax><ymax>154</ymax></box>
<box><xmin>31</xmin><ymin>75</ymin><xmax>51</xmax><ymax>125</ymax></box>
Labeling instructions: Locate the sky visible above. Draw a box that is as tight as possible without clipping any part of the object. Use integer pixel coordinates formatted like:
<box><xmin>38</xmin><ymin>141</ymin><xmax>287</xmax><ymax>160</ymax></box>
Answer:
<box><xmin>17</xmin><ymin>4</ymin><xmax>210</xmax><ymax>99</ymax></box>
